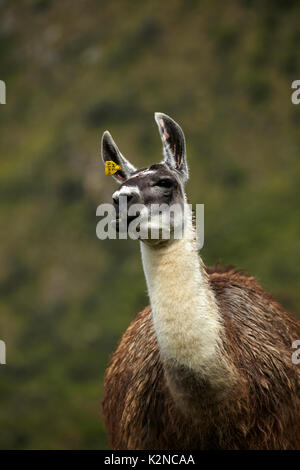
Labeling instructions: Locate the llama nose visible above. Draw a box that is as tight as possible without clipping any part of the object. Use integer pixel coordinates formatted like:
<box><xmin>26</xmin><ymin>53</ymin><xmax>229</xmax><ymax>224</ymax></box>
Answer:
<box><xmin>112</xmin><ymin>193</ymin><xmax>135</xmax><ymax>208</ymax></box>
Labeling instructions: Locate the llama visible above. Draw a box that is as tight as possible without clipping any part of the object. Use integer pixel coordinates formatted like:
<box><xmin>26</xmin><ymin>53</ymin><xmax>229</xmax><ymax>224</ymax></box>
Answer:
<box><xmin>101</xmin><ymin>113</ymin><xmax>300</xmax><ymax>450</ymax></box>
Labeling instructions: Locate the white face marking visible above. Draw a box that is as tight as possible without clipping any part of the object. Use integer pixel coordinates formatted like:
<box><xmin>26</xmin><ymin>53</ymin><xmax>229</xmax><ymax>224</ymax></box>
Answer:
<box><xmin>138</xmin><ymin>170</ymin><xmax>156</xmax><ymax>176</ymax></box>
<box><xmin>113</xmin><ymin>185</ymin><xmax>140</xmax><ymax>199</ymax></box>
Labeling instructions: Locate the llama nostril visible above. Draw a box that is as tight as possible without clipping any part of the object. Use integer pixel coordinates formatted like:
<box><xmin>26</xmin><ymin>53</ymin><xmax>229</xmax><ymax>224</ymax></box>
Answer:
<box><xmin>127</xmin><ymin>194</ymin><xmax>133</xmax><ymax>203</ymax></box>
<box><xmin>112</xmin><ymin>196</ymin><xmax>119</xmax><ymax>206</ymax></box>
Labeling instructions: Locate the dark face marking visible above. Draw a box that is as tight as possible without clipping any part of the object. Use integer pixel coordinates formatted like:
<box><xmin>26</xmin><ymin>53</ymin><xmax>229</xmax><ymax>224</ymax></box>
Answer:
<box><xmin>118</xmin><ymin>163</ymin><xmax>185</xmax><ymax>209</ymax></box>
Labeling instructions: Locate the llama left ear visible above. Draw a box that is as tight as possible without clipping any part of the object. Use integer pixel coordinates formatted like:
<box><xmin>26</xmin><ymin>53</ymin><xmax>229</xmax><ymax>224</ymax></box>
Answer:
<box><xmin>155</xmin><ymin>112</ymin><xmax>189</xmax><ymax>183</ymax></box>
<box><xmin>101</xmin><ymin>131</ymin><xmax>137</xmax><ymax>183</ymax></box>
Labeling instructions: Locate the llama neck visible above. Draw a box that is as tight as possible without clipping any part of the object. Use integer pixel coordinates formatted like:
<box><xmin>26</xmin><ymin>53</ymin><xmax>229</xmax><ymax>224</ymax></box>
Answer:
<box><xmin>140</xmin><ymin>218</ymin><xmax>224</xmax><ymax>374</ymax></box>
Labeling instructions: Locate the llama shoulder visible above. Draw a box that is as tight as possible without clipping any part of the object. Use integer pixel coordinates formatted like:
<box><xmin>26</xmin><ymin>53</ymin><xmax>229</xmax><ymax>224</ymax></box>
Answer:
<box><xmin>207</xmin><ymin>266</ymin><xmax>300</xmax><ymax>342</ymax></box>
<box><xmin>208</xmin><ymin>267</ymin><xmax>300</xmax><ymax>398</ymax></box>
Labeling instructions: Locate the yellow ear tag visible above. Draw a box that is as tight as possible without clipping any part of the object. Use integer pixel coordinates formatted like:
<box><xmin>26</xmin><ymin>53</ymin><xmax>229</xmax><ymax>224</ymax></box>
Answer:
<box><xmin>105</xmin><ymin>161</ymin><xmax>121</xmax><ymax>176</ymax></box>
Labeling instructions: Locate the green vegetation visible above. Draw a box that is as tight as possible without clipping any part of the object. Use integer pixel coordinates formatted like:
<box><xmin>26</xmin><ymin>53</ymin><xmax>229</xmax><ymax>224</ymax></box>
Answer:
<box><xmin>0</xmin><ymin>0</ymin><xmax>299</xmax><ymax>449</ymax></box>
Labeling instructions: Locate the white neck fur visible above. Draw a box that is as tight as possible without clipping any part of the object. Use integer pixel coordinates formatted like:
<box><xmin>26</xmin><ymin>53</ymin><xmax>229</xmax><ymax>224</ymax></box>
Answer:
<box><xmin>140</xmin><ymin>209</ymin><xmax>223</xmax><ymax>373</ymax></box>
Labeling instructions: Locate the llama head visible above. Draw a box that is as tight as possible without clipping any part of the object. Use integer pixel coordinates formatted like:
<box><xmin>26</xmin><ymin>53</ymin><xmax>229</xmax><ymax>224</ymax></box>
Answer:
<box><xmin>101</xmin><ymin>113</ymin><xmax>190</xmax><ymax>245</ymax></box>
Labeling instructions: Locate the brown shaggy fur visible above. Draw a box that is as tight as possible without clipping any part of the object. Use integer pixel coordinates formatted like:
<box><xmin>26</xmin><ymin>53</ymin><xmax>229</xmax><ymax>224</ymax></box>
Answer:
<box><xmin>102</xmin><ymin>266</ymin><xmax>300</xmax><ymax>449</ymax></box>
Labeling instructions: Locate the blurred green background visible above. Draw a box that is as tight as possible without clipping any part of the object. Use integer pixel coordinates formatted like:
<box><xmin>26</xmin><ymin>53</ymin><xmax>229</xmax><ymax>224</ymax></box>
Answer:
<box><xmin>0</xmin><ymin>0</ymin><xmax>300</xmax><ymax>449</ymax></box>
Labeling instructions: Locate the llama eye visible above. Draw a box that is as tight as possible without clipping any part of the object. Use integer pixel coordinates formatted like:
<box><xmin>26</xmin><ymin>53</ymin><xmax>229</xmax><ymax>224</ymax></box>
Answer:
<box><xmin>156</xmin><ymin>179</ymin><xmax>173</xmax><ymax>188</ymax></box>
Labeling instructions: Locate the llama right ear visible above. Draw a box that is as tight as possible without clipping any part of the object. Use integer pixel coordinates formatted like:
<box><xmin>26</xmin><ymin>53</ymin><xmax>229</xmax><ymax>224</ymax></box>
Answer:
<box><xmin>101</xmin><ymin>131</ymin><xmax>137</xmax><ymax>183</ymax></box>
<box><xmin>155</xmin><ymin>112</ymin><xmax>189</xmax><ymax>183</ymax></box>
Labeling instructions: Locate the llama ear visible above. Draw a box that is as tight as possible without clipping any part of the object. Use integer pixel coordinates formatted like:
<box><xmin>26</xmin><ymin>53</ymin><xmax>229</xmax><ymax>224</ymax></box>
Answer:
<box><xmin>101</xmin><ymin>131</ymin><xmax>137</xmax><ymax>183</ymax></box>
<box><xmin>155</xmin><ymin>112</ymin><xmax>189</xmax><ymax>182</ymax></box>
